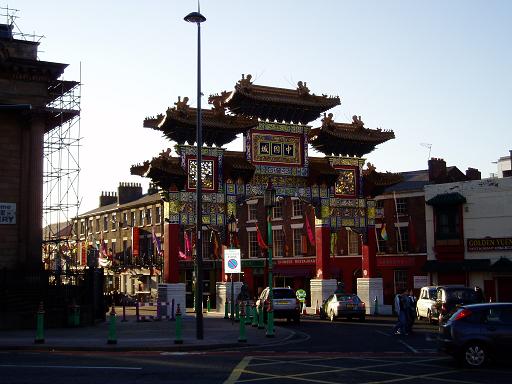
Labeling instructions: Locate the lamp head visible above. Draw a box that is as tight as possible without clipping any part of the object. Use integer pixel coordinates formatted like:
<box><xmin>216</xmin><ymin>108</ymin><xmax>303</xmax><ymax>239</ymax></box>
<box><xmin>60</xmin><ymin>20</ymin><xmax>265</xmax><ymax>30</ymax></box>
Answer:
<box><xmin>184</xmin><ymin>11</ymin><xmax>206</xmax><ymax>23</ymax></box>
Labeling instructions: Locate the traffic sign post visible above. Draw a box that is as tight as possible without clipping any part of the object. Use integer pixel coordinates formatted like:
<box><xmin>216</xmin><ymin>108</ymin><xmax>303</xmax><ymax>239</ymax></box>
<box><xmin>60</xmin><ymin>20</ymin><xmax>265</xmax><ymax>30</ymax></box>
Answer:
<box><xmin>224</xmin><ymin>249</ymin><xmax>241</xmax><ymax>322</ymax></box>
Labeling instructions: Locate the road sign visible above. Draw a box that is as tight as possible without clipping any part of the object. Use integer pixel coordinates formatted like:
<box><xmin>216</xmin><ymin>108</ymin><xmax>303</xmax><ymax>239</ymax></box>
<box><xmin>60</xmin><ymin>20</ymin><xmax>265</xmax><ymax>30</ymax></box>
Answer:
<box><xmin>224</xmin><ymin>249</ymin><xmax>241</xmax><ymax>274</ymax></box>
<box><xmin>296</xmin><ymin>289</ymin><xmax>307</xmax><ymax>302</ymax></box>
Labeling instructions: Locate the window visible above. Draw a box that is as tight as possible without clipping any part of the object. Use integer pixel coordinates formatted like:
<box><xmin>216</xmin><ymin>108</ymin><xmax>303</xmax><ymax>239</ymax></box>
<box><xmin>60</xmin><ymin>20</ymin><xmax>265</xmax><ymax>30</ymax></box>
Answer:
<box><xmin>292</xmin><ymin>199</ymin><xmax>302</xmax><ymax>217</ymax></box>
<box><xmin>395</xmin><ymin>198</ymin><xmax>407</xmax><ymax>215</ymax></box>
<box><xmin>248</xmin><ymin>203</ymin><xmax>257</xmax><ymax>221</ymax></box>
<box><xmin>396</xmin><ymin>226</ymin><xmax>409</xmax><ymax>253</ymax></box>
<box><xmin>273</xmin><ymin>229</ymin><xmax>284</xmax><ymax>257</ymax></box>
<box><xmin>436</xmin><ymin>207</ymin><xmax>460</xmax><ymax>240</ymax></box>
<box><xmin>88</xmin><ymin>218</ymin><xmax>93</xmax><ymax>233</ymax></box>
<box><xmin>272</xmin><ymin>200</ymin><xmax>283</xmax><ymax>220</ymax></box>
<box><xmin>111</xmin><ymin>242</ymin><xmax>116</xmax><ymax>255</ymax></box>
<box><xmin>394</xmin><ymin>270</ymin><xmax>408</xmax><ymax>295</ymax></box>
<box><xmin>103</xmin><ymin>216</ymin><xmax>108</xmax><ymax>231</ymax></box>
<box><xmin>347</xmin><ymin>230</ymin><xmax>359</xmax><ymax>255</ymax></box>
<box><xmin>146</xmin><ymin>208</ymin><xmax>152</xmax><ymax>225</ymax></box>
<box><xmin>293</xmin><ymin>228</ymin><xmax>302</xmax><ymax>256</ymax></box>
<box><xmin>123</xmin><ymin>212</ymin><xmax>128</xmax><ymax>227</ymax></box>
<box><xmin>139</xmin><ymin>210</ymin><xmax>144</xmax><ymax>226</ymax></box>
<box><xmin>80</xmin><ymin>221</ymin><xmax>85</xmax><ymax>235</ymax></box>
<box><xmin>155</xmin><ymin>206</ymin><xmax>161</xmax><ymax>224</ymax></box>
<box><xmin>376</xmin><ymin>200</ymin><xmax>384</xmax><ymax>217</ymax></box>
<box><xmin>95</xmin><ymin>218</ymin><xmax>100</xmax><ymax>233</ymax></box>
<box><xmin>111</xmin><ymin>213</ymin><xmax>117</xmax><ymax>230</ymax></box>
<box><xmin>130</xmin><ymin>211</ymin><xmax>135</xmax><ymax>227</ymax></box>
<box><xmin>248</xmin><ymin>231</ymin><xmax>259</xmax><ymax>258</ymax></box>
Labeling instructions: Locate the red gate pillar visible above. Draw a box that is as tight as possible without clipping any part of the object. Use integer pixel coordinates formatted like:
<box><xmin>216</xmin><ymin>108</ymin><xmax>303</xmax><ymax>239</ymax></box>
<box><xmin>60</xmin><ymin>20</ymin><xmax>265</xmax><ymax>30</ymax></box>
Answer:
<box><xmin>315</xmin><ymin>222</ymin><xmax>331</xmax><ymax>279</ymax></box>
<box><xmin>361</xmin><ymin>227</ymin><xmax>377</xmax><ymax>278</ymax></box>
<box><xmin>164</xmin><ymin>223</ymin><xmax>180</xmax><ymax>283</ymax></box>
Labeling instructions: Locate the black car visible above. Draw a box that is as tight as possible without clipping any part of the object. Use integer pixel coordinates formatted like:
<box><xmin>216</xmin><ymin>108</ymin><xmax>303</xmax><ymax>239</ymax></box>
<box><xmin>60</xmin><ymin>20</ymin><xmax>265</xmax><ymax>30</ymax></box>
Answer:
<box><xmin>438</xmin><ymin>302</ymin><xmax>512</xmax><ymax>367</ymax></box>
<box><xmin>434</xmin><ymin>286</ymin><xmax>484</xmax><ymax>323</ymax></box>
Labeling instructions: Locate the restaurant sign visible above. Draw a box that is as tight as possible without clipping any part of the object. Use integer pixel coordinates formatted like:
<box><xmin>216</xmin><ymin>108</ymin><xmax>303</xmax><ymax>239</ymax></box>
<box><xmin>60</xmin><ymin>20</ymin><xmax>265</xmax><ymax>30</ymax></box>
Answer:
<box><xmin>0</xmin><ymin>203</ymin><xmax>16</xmax><ymax>224</ymax></box>
<box><xmin>467</xmin><ymin>237</ymin><xmax>512</xmax><ymax>252</ymax></box>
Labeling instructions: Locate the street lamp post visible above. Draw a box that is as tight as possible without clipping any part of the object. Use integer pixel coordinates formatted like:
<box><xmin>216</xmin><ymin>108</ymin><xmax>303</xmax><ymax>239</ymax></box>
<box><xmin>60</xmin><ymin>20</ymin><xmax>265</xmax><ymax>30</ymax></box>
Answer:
<box><xmin>184</xmin><ymin>8</ymin><xmax>206</xmax><ymax>340</ymax></box>
<box><xmin>227</xmin><ymin>212</ymin><xmax>237</xmax><ymax>321</ymax></box>
<box><xmin>263</xmin><ymin>179</ymin><xmax>276</xmax><ymax>337</ymax></box>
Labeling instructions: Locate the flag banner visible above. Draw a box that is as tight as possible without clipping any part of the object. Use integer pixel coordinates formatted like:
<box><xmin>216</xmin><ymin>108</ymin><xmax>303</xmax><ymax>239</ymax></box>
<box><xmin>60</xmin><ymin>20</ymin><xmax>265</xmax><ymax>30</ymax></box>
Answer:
<box><xmin>304</xmin><ymin>209</ymin><xmax>315</xmax><ymax>245</ymax></box>
<box><xmin>256</xmin><ymin>224</ymin><xmax>268</xmax><ymax>250</ymax></box>
<box><xmin>132</xmin><ymin>226</ymin><xmax>140</xmax><ymax>258</ymax></box>
<box><xmin>330</xmin><ymin>232</ymin><xmax>338</xmax><ymax>256</ymax></box>
<box><xmin>179</xmin><ymin>250</ymin><xmax>187</xmax><ymax>260</ymax></box>
<box><xmin>381</xmin><ymin>223</ymin><xmax>388</xmax><ymax>240</ymax></box>
<box><xmin>152</xmin><ymin>226</ymin><xmax>162</xmax><ymax>255</ymax></box>
<box><xmin>301</xmin><ymin>234</ymin><xmax>308</xmax><ymax>254</ymax></box>
<box><xmin>184</xmin><ymin>231</ymin><xmax>191</xmax><ymax>256</ymax></box>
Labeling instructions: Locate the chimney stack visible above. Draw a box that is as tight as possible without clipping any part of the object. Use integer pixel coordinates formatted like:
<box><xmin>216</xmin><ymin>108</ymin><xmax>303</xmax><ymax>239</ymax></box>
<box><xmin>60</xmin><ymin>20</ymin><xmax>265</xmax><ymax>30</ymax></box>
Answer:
<box><xmin>99</xmin><ymin>191</ymin><xmax>117</xmax><ymax>207</ymax></box>
<box><xmin>465</xmin><ymin>167</ymin><xmax>481</xmax><ymax>181</ymax></box>
<box><xmin>117</xmin><ymin>182</ymin><xmax>143</xmax><ymax>205</ymax></box>
<box><xmin>428</xmin><ymin>158</ymin><xmax>447</xmax><ymax>182</ymax></box>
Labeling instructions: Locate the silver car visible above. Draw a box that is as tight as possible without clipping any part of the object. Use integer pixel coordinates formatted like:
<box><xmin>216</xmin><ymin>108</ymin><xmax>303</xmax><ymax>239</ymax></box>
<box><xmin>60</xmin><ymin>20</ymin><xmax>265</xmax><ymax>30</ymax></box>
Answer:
<box><xmin>256</xmin><ymin>287</ymin><xmax>301</xmax><ymax>323</ymax></box>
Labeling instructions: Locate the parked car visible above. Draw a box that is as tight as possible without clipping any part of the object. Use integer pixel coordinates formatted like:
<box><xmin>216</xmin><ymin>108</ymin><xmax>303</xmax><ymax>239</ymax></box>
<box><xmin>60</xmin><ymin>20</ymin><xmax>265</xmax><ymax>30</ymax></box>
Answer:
<box><xmin>438</xmin><ymin>302</ymin><xmax>512</xmax><ymax>367</ymax></box>
<box><xmin>434</xmin><ymin>286</ymin><xmax>484</xmax><ymax>324</ymax></box>
<box><xmin>256</xmin><ymin>287</ymin><xmax>301</xmax><ymax>323</ymax></box>
<box><xmin>319</xmin><ymin>293</ymin><xmax>365</xmax><ymax>322</ymax></box>
<box><xmin>416</xmin><ymin>286</ymin><xmax>438</xmax><ymax>323</ymax></box>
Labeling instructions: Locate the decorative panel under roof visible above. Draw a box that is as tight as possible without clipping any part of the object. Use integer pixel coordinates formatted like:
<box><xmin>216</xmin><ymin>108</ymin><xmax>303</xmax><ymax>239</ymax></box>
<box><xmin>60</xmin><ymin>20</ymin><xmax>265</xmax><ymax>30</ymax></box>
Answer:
<box><xmin>222</xmin><ymin>74</ymin><xmax>340</xmax><ymax>124</ymax></box>
<box><xmin>130</xmin><ymin>149</ymin><xmax>186</xmax><ymax>190</ymax></box>
<box><xmin>143</xmin><ymin>96</ymin><xmax>257</xmax><ymax>147</ymax></box>
<box><xmin>308</xmin><ymin>157</ymin><xmax>338</xmax><ymax>187</ymax></box>
<box><xmin>309</xmin><ymin>114</ymin><xmax>395</xmax><ymax>157</ymax></box>
<box><xmin>223</xmin><ymin>151</ymin><xmax>256</xmax><ymax>184</ymax></box>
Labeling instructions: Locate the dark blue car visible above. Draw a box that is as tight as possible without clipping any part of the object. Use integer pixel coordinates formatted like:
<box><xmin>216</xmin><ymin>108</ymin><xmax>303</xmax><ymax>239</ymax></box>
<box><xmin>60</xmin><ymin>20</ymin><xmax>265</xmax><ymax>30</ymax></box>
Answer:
<box><xmin>438</xmin><ymin>302</ymin><xmax>512</xmax><ymax>367</ymax></box>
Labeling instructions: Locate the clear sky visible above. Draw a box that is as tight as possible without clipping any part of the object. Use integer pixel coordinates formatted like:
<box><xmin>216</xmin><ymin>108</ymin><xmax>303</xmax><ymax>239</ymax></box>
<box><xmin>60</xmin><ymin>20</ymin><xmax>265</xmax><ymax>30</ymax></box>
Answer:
<box><xmin>6</xmin><ymin>0</ymin><xmax>512</xmax><ymax>215</ymax></box>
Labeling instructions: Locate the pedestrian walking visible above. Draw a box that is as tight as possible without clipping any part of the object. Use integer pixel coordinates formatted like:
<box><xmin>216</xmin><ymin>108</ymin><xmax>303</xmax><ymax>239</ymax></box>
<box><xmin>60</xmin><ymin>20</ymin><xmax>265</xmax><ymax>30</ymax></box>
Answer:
<box><xmin>406</xmin><ymin>289</ymin><xmax>416</xmax><ymax>334</ymax></box>
<box><xmin>392</xmin><ymin>289</ymin><xmax>408</xmax><ymax>335</ymax></box>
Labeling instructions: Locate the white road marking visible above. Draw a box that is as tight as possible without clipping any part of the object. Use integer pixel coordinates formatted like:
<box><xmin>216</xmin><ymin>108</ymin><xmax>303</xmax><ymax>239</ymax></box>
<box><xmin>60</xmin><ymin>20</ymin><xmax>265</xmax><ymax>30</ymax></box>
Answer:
<box><xmin>398</xmin><ymin>339</ymin><xmax>419</xmax><ymax>354</ymax></box>
<box><xmin>0</xmin><ymin>364</ymin><xmax>141</xmax><ymax>370</ymax></box>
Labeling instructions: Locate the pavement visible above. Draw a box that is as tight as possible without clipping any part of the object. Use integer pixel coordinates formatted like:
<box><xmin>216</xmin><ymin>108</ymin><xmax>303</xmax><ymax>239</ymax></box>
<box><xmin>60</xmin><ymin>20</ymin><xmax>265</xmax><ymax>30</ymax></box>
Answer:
<box><xmin>0</xmin><ymin>307</ymin><xmax>300</xmax><ymax>352</ymax></box>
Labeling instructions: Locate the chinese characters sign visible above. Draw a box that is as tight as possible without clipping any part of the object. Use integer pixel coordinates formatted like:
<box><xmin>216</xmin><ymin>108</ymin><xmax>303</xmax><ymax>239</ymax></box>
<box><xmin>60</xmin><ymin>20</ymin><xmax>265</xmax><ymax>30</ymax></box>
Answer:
<box><xmin>252</xmin><ymin>132</ymin><xmax>302</xmax><ymax>166</ymax></box>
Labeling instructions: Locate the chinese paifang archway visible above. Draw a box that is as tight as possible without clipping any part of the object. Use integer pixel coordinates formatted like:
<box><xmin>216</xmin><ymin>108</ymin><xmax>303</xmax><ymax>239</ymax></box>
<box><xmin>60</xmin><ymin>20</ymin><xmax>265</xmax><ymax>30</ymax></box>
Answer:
<box><xmin>131</xmin><ymin>74</ymin><xmax>396</xmax><ymax>309</ymax></box>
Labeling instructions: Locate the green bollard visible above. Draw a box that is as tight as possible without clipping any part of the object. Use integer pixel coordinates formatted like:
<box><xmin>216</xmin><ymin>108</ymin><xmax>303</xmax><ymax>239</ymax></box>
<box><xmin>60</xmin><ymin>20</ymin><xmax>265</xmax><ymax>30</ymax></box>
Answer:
<box><xmin>34</xmin><ymin>301</ymin><xmax>45</xmax><ymax>344</ymax></box>
<box><xmin>207</xmin><ymin>295</ymin><xmax>211</xmax><ymax>313</ymax></box>
<box><xmin>107</xmin><ymin>306</ymin><xmax>117</xmax><ymax>345</ymax></box>
<box><xmin>238</xmin><ymin>303</ymin><xmax>247</xmax><ymax>342</ymax></box>
<box><xmin>235</xmin><ymin>302</ymin><xmax>240</xmax><ymax>322</ymax></box>
<box><xmin>245</xmin><ymin>302</ymin><xmax>251</xmax><ymax>325</ymax></box>
<box><xmin>257</xmin><ymin>304</ymin><xmax>264</xmax><ymax>329</ymax></box>
<box><xmin>224</xmin><ymin>299</ymin><xmax>229</xmax><ymax>319</ymax></box>
<box><xmin>174</xmin><ymin>304</ymin><xmax>183</xmax><ymax>344</ymax></box>
<box><xmin>251</xmin><ymin>304</ymin><xmax>258</xmax><ymax>327</ymax></box>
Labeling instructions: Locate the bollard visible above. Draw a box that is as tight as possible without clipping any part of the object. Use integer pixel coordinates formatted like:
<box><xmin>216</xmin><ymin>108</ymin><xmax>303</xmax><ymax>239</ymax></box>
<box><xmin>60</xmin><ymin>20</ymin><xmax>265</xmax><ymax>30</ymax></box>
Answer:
<box><xmin>156</xmin><ymin>301</ymin><xmax>162</xmax><ymax>320</ymax></box>
<box><xmin>251</xmin><ymin>304</ymin><xmax>258</xmax><ymax>327</ymax></box>
<box><xmin>107</xmin><ymin>306</ymin><xmax>117</xmax><ymax>345</ymax></box>
<box><xmin>257</xmin><ymin>304</ymin><xmax>264</xmax><ymax>329</ymax></box>
<box><xmin>207</xmin><ymin>295</ymin><xmax>211</xmax><ymax>313</ymax></box>
<box><xmin>238</xmin><ymin>302</ymin><xmax>247</xmax><ymax>342</ymax></box>
<box><xmin>266</xmin><ymin>300</ymin><xmax>275</xmax><ymax>338</ymax></box>
<box><xmin>135</xmin><ymin>301</ymin><xmax>140</xmax><ymax>322</ymax></box>
<box><xmin>245</xmin><ymin>302</ymin><xmax>251</xmax><ymax>325</ymax></box>
<box><xmin>235</xmin><ymin>302</ymin><xmax>240</xmax><ymax>322</ymax></box>
<box><xmin>174</xmin><ymin>303</ymin><xmax>183</xmax><ymax>344</ymax></box>
<box><xmin>374</xmin><ymin>296</ymin><xmax>379</xmax><ymax>315</ymax></box>
<box><xmin>34</xmin><ymin>301</ymin><xmax>45</xmax><ymax>344</ymax></box>
<box><xmin>121</xmin><ymin>299</ymin><xmax>127</xmax><ymax>322</ymax></box>
<box><xmin>224</xmin><ymin>299</ymin><xmax>229</xmax><ymax>319</ymax></box>
<box><xmin>171</xmin><ymin>298</ymin><xmax>175</xmax><ymax>320</ymax></box>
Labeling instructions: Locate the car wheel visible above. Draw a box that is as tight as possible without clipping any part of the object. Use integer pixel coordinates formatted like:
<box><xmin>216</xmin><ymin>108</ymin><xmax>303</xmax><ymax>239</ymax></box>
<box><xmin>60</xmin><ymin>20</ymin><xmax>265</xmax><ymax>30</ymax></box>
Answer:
<box><xmin>463</xmin><ymin>343</ymin><xmax>487</xmax><ymax>368</ymax></box>
<box><xmin>329</xmin><ymin>310</ymin><xmax>335</xmax><ymax>322</ymax></box>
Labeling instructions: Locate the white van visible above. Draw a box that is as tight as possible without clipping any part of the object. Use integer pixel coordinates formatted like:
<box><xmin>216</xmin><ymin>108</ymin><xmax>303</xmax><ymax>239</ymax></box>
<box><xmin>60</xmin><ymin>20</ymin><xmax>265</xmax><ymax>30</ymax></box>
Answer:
<box><xmin>416</xmin><ymin>286</ymin><xmax>437</xmax><ymax>323</ymax></box>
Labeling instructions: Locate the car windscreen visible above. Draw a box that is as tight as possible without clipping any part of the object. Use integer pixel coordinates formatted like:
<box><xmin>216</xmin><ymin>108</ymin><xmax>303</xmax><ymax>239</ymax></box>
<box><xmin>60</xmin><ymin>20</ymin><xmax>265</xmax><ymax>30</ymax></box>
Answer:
<box><xmin>336</xmin><ymin>294</ymin><xmax>360</xmax><ymax>303</ymax></box>
<box><xmin>446</xmin><ymin>289</ymin><xmax>479</xmax><ymax>303</ymax></box>
<box><xmin>428</xmin><ymin>288</ymin><xmax>437</xmax><ymax>299</ymax></box>
<box><xmin>273</xmin><ymin>289</ymin><xmax>296</xmax><ymax>299</ymax></box>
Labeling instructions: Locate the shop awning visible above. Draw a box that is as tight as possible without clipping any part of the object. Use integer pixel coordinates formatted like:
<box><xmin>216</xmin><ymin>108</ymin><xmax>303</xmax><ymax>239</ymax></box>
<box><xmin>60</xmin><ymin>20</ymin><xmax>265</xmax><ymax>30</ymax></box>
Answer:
<box><xmin>422</xmin><ymin>259</ymin><xmax>490</xmax><ymax>273</ymax></box>
<box><xmin>491</xmin><ymin>257</ymin><xmax>512</xmax><ymax>272</ymax></box>
<box><xmin>426</xmin><ymin>192</ymin><xmax>466</xmax><ymax>207</ymax></box>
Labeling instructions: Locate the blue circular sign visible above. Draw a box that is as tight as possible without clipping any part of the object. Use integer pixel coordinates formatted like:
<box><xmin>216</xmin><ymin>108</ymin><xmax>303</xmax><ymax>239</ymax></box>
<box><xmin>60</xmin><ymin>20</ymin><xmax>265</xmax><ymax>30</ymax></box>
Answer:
<box><xmin>227</xmin><ymin>259</ymin><xmax>238</xmax><ymax>270</ymax></box>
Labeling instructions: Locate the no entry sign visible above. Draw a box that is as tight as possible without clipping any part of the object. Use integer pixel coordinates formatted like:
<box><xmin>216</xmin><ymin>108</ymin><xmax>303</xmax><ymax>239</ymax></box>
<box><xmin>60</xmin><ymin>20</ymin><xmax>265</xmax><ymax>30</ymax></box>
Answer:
<box><xmin>224</xmin><ymin>248</ymin><xmax>241</xmax><ymax>274</ymax></box>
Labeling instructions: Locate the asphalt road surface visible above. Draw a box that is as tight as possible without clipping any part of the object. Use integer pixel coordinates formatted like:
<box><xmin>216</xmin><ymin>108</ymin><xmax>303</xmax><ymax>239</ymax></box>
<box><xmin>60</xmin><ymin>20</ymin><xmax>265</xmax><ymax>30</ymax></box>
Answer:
<box><xmin>1</xmin><ymin>318</ymin><xmax>511</xmax><ymax>384</ymax></box>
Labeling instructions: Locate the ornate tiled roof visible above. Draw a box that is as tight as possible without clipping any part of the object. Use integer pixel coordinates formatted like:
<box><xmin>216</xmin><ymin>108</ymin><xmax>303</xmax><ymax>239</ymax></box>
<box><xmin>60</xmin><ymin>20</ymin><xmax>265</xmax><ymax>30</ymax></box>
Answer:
<box><xmin>309</xmin><ymin>114</ymin><xmax>395</xmax><ymax>156</ymax></box>
<box><xmin>130</xmin><ymin>149</ymin><xmax>186</xmax><ymax>190</ymax></box>
<box><xmin>221</xmin><ymin>74</ymin><xmax>340</xmax><ymax>124</ymax></box>
<box><xmin>143</xmin><ymin>95</ymin><xmax>257</xmax><ymax>147</ymax></box>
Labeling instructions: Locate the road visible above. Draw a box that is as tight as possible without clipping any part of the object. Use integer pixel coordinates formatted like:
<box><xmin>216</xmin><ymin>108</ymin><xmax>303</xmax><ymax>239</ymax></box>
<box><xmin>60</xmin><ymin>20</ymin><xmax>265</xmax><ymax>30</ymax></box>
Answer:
<box><xmin>1</xmin><ymin>318</ymin><xmax>511</xmax><ymax>384</ymax></box>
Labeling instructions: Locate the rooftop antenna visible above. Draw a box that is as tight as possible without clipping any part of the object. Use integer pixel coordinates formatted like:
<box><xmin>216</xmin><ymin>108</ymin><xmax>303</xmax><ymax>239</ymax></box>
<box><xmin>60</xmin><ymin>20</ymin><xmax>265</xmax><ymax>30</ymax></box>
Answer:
<box><xmin>420</xmin><ymin>143</ymin><xmax>432</xmax><ymax>160</ymax></box>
